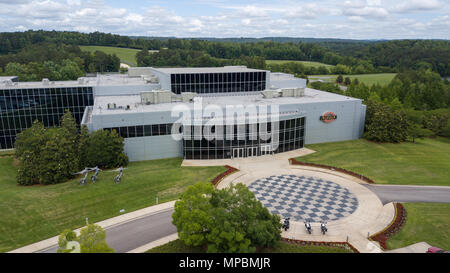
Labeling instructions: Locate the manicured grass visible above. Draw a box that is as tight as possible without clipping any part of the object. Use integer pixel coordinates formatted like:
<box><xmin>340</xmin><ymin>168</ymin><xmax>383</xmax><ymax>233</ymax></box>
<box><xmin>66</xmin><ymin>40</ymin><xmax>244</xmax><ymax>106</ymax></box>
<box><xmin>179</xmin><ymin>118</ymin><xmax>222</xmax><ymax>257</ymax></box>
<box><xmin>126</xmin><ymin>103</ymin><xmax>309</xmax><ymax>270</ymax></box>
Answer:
<box><xmin>309</xmin><ymin>73</ymin><xmax>397</xmax><ymax>86</ymax></box>
<box><xmin>146</xmin><ymin>239</ymin><xmax>353</xmax><ymax>253</ymax></box>
<box><xmin>79</xmin><ymin>46</ymin><xmax>156</xmax><ymax>67</ymax></box>
<box><xmin>298</xmin><ymin>138</ymin><xmax>450</xmax><ymax>186</ymax></box>
<box><xmin>0</xmin><ymin>156</ymin><xmax>225</xmax><ymax>252</ymax></box>
<box><xmin>387</xmin><ymin>203</ymin><xmax>450</xmax><ymax>250</ymax></box>
<box><xmin>266</xmin><ymin>60</ymin><xmax>335</xmax><ymax>68</ymax></box>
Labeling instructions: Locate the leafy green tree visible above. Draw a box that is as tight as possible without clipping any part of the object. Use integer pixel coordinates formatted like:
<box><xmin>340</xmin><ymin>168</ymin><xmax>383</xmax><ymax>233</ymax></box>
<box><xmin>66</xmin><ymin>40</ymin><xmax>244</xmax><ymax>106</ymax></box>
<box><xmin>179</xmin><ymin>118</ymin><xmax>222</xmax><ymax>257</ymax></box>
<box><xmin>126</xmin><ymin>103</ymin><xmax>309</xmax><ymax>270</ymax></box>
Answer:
<box><xmin>15</xmin><ymin>120</ymin><xmax>47</xmax><ymax>185</ymax></box>
<box><xmin>344</xmin><ymin>77</ymin><xmax>351</xmax><ymax>86</ymax></box>
<box><xmin>172</xmin><ymin>182</ymin><xmax>214</xmax><ymax>247</ymax></box>
<box><xmin>173</xmin><ymin>182</ymin><xmax>282</xmax><ymax>253</ymax></box>
<box><xmin>407</xmin><ymin>124</ymin><xmax>433</xmax><ymax>143</ymax></box>
<box><xmin>57</xmin><ymin>229</ymin><xmax>78</xmax><ymax>253</ymax></box>
<box><xmin>364</xmin><ymin>100</ymin><xmax>409</xmax><ymax>142</ymax></box>
<box><xmin>83</xmin><ymin>129</ymin><xmax>128</xmax><ymax>168</ymax></box>
<box><xmin>207</xmin><ymin>183</ymin><xmax>281</xmax><ymax>253</ymax></box>
<box><xmin>336</xmin><ymin>75</ymin><xmax>344</xmax><ymax>84</ymax></box>
<box><xmin>78</xmin><ymin>224</ymin><xmax>114</xmax><ymax>253</ymax></box>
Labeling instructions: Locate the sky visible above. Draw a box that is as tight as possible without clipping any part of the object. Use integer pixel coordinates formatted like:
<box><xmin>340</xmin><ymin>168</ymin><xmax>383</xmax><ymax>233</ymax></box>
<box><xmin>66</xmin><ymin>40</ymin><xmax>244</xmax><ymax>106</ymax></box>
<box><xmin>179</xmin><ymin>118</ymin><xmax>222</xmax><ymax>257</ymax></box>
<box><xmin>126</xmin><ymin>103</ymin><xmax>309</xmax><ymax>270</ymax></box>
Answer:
<box><xmin>0</xmin><ymin>0</ymin><xmax>449</xmax><ymax>39</ymax></box>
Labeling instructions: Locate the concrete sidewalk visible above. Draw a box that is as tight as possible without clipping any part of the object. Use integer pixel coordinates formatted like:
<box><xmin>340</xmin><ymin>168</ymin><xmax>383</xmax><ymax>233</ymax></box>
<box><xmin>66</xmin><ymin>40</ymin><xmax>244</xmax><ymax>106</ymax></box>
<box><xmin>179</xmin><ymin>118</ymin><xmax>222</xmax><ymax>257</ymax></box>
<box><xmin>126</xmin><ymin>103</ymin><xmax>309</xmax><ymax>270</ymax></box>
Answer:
<box><xmin>9</xmin><ymin>200</ymin><xmax>176</xmax><ymax>253</ymax></box>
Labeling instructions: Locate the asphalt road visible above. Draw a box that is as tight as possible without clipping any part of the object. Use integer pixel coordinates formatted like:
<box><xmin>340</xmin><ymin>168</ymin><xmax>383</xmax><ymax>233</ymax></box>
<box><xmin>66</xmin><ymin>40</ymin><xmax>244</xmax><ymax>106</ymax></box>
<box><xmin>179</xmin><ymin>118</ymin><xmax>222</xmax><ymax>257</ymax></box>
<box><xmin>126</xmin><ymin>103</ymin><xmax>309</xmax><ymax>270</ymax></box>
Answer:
<box><xmin>38</xmin><ymin>208</ymin><xmax>176</xmax><ymax>253</ymax></box>
<box><xmin>364</xmin><ymin>184</ymin><xmax>450</xmax><ymax>205</ymax></box>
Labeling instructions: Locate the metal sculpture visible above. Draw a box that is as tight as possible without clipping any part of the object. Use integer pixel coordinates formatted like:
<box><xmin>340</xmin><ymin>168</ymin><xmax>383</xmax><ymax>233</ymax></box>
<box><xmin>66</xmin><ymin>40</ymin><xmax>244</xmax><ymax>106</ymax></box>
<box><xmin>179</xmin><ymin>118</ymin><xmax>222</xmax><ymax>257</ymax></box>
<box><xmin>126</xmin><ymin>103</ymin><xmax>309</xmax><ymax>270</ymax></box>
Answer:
<box><xmin>111</xmin><ymin>167</ymin><xmax>127</xmax><ymax>184</ymax></box>
<box><xmin>74</xmin><ymin>168</ymin><xmax>91</xmax><ymax>186</ymax></box>
<box><xmin>90</xmin><ymin>166</ymin><xmax>102</xmax><ymax>183</ymax></box>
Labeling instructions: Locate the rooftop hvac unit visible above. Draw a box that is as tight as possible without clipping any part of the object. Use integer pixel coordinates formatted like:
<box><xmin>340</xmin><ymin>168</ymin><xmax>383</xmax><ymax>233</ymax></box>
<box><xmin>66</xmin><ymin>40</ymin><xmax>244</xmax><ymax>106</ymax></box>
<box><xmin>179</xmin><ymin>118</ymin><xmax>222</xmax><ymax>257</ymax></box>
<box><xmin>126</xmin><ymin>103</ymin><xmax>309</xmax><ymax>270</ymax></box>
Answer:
<box><xmin>107</xmin><ymin>103</ymin><xmax>117</xmax><ymax>110</ymax></box>
<box><xmin>42</xmin><ymin>78</ymin><xmax>50</xmax><ymax>85</ymax></box>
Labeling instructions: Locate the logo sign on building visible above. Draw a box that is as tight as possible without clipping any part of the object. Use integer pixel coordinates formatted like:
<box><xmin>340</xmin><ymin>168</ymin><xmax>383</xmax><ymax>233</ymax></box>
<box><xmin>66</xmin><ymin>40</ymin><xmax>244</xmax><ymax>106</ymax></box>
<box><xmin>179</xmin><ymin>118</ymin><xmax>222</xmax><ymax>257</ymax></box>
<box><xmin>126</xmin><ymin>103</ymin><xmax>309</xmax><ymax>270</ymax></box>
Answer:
<box><xmin>320</xmin><ymin>112</ymin><xmax>337</xmax><ymax>123</ymax></box>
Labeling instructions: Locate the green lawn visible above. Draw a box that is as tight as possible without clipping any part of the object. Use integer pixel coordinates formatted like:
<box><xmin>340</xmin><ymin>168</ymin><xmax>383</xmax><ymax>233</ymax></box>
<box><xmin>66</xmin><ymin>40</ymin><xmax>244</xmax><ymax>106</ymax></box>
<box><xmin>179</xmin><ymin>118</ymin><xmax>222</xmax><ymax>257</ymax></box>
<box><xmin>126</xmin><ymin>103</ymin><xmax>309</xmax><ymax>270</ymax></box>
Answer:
<box><xmin>0</xmin><ymin>156</ymin><xmax>225</xmax><ymax>252</ymax></box>
<box><xmin>79</xmin><ymin>46</ymin><xmax>155</xmax><ymax>67</ymax></box>
<box><xmin>266</xmin><ymin>60</ymin><xmax>335</xmax><ymax>68</ymax></box>
<box><xmin>387</xmin><ymin>203</ymin><xmax>450</xmax><ymax>250</ymax></box>
<box><xmin>298</xmin><ymin>137</ymin><xmax>450</xmax><ymax>186</ymax></box>
<box><xmin>309</xmin><ymin>73</ymin><xmax>397</xmax><ymax>86</ymax></box>
<box><xmin>146</xmin><ymin>239</ymin><xmax>353</xmax><ymax>253</ymax></box>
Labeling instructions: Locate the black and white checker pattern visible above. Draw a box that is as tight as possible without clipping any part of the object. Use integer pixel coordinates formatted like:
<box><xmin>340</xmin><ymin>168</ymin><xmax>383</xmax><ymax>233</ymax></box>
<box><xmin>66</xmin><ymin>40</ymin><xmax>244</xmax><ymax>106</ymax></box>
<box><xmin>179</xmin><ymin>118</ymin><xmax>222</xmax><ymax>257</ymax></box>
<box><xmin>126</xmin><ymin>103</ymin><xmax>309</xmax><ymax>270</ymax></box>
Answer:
<box><xmin>248</xmin><ymin>174</ymin><xmax>359</xmax><ymax>222</ymax></box>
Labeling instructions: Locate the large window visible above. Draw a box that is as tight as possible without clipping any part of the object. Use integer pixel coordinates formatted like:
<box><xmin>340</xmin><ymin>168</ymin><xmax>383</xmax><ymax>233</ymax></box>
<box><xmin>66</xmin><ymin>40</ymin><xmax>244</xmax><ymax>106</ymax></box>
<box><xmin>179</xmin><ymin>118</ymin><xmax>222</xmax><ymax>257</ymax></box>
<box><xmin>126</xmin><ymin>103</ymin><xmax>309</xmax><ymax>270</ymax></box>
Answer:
<box><xmin>183</xmin><ymin>117</ymin><xmax>305</xmax><ymax>160</ymax></box>
<box><xmin>170</xmin><ymin>71</ymin><xmax>267</xmax><ymax>94</ymax></box>
<box><xmin>103</xmin><ymin>123</ymin><xmax>179</xmax><ymax>138</ymax></box>
<box><xmin>0</xmin><ymin>87</ymin><xmax>93</xmax><ymax>149</ymax></box>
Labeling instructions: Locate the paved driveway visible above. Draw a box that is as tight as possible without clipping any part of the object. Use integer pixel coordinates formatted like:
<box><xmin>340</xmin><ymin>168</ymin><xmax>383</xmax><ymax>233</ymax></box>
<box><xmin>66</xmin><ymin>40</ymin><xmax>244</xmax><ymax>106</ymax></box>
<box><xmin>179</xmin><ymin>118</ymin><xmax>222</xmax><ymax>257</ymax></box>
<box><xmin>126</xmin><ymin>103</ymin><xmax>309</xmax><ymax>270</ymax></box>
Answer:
<box><xmin>38</xmin><ymin>208</ymin><xmax>176</xmax><ymax>253</ymax></box>
<box><xmin>364</xmin><ymin>185</ymin><xmax>450</xmax><ymax>204</ymax></box>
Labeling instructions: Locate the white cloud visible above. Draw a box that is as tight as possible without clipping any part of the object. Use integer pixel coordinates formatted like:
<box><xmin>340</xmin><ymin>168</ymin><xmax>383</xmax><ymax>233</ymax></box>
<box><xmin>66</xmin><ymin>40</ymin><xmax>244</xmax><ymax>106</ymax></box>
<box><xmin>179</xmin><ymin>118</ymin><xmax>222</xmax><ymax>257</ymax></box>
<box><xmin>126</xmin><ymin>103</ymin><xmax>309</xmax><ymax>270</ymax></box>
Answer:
<box><xmin>0</xmin><ymin>0</ymin><xmax>447</xmax><ymax>39</ymax></box>
<box><xmin>393</xmin><ymin>0</ymin><xmax>444</xmax><ymax>13</ymax></box>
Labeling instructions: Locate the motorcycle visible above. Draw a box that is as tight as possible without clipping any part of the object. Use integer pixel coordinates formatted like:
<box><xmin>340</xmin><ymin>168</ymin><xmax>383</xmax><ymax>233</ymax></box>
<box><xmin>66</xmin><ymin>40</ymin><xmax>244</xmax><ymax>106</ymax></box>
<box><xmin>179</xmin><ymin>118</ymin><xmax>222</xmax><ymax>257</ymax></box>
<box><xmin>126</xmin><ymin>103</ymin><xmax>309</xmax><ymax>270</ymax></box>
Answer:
<box><xmin>282</xmin><ymin>218</ymin><xmax>290</xmax><ymax>231</ymax></box>
<box><xmin>304</xmin><ymin>221</ymin><xmax>312</xmax><ymax>234</ymax></box>
<box><xmin>321</xmin><ymin>221</ymin><xmax>328</xmax><ymax>235</ymax></box>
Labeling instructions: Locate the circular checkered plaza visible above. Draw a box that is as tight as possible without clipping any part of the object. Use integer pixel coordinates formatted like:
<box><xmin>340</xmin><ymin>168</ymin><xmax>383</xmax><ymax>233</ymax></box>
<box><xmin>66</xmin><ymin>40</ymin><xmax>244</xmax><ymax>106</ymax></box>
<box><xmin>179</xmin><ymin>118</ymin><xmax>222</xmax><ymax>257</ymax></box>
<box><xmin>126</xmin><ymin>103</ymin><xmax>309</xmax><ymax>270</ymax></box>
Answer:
<box><xmin>248</xmin><ymin>174</ymin><xmax>359</xmax><ymax>222</ymax></box>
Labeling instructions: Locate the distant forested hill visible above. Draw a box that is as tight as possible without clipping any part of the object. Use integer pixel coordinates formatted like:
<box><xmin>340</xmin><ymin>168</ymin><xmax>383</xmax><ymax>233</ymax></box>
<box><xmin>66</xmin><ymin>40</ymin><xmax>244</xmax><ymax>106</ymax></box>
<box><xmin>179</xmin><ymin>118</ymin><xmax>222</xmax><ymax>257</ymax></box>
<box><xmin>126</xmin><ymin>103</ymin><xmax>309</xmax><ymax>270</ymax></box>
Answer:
<box><xmin>0</xmin><ymin>30</ymin><xmax>449</xmax><ymax>77</ymax></box>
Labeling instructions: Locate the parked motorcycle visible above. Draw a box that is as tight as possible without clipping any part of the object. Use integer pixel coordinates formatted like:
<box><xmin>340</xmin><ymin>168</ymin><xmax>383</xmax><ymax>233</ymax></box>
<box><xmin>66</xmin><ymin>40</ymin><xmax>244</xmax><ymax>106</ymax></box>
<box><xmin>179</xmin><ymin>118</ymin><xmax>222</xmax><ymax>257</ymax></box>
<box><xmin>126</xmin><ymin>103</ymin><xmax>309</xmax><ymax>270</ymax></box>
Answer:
<box><xmin>304</xmin><ymin>221</ymin><xmax>312</xmax><ymax>234</ymax></box>
<box><xmin>282</xmin><ymin>218</ymin><xmax>290</xmax><ymax>231</ymax></box>
<box><xmin>321</xmin><ymin>221</ymin><xmax>328</xmax><ymax>235</ymax></box>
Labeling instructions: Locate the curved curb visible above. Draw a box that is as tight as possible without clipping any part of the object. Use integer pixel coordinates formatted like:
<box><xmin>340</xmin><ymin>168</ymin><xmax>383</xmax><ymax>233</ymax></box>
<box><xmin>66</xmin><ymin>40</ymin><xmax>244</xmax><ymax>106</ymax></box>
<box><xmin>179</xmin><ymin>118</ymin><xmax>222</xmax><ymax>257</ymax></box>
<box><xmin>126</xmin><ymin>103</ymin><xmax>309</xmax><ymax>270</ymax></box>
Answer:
<box><xmin>369</xmin><ymin>202</ymin><xmax>407</xmax><ymax>250</ymax></box>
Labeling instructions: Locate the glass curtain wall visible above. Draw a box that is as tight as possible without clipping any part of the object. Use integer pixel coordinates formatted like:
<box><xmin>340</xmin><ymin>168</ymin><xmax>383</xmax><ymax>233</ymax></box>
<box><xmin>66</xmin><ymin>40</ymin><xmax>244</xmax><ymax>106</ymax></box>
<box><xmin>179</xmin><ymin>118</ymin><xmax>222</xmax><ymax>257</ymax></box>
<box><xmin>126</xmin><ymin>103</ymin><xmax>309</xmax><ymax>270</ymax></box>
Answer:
<box><xmin>183</xmin><ymin>117</ymin><xmax>305</xmax><ymax>160</ymax></box>
<box><xmin>170</xmin><ymin>72</ymin><xmax>267</xmax><ymax>94</ymax></box>
<box><xmin>0</xmin><ymin>87</ymin><xmax>94</xmax><ymax>149</ymax></box>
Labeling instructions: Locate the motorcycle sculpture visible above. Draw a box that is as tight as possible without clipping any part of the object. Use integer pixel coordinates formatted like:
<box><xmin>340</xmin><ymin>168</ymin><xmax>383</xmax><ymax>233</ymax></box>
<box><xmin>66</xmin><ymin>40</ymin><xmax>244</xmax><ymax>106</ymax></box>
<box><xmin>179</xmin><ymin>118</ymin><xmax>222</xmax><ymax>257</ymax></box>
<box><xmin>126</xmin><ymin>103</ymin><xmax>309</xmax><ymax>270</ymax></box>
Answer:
<box><xmin>111</xmin><ymin>167</ymin><xmax>127</xmax><ymax>184</ymax></box>
<box><xmin>282</xmin><ymin>218</ymin><xmax>290</xmax><ymax>231</ymax></box>
<box><xmin>74</xmin><ymin>168</ymin><xmax>91</xmax><ymax>186</ymax></box>
<box><xmin>90</xmin><ymin>166</ymin><xmax>102</xmax><ymax>183</ymax></box>
<box><xmin>304</xmin><ymin>221</ymin><xmax>312</xmax><ymax>234</ymax></box>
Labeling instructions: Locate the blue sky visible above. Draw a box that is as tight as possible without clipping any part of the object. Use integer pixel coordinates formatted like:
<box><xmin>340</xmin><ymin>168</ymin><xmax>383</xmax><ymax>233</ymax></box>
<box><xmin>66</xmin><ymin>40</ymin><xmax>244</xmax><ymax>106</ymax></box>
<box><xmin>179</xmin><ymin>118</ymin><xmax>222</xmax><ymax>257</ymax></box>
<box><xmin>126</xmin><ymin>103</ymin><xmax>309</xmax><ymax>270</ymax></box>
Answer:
<box><xmin>0</xmin><ymin>0</ymin><xmax>449</xmax><ymax>39</ymax></box>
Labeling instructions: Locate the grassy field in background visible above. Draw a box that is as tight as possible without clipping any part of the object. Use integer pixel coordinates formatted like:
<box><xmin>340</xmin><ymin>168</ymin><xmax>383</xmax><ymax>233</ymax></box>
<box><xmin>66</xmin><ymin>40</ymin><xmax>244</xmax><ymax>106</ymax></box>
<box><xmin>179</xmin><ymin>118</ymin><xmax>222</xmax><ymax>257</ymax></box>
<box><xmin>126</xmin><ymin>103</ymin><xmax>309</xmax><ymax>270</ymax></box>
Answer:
<box><xmin>298</xmin><ymin>137</ymin><xmax>450</xmax><ymax>186</ymax></box>
<box><xmin>266</xmin><ymin>60</ymin><xmax>335</xmax><ymax>68</ymax></box>
<box><xmin>387</xmin><ymin>203</ymin><xmax>450</xmax><ymax>250</ymax></box>
<box><xmin>79</xmin><ymin>46</ymin><xmax>144</xmax><ymax>66</ymax></box>
<box><xmin>0</xmin><ymin>156</ymin><xmax>225</xmax><ymax>252</ymax></box>
<box><xmin>308</xmin><ymin>73</ymin><xmax>397</xmax><ymax>86</ymax></box>
<box><xmin>146</xmin><ymin>239</ymin><xmax>353</xmax><ymax>253</ymax></box>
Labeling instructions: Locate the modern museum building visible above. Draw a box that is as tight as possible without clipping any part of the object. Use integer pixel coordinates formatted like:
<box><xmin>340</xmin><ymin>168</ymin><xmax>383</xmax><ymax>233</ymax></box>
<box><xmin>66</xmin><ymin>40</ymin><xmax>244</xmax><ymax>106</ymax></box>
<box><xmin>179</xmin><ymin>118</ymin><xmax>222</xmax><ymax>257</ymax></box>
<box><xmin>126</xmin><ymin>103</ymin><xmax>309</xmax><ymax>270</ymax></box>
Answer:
<box><xmin>0</xmin><ymin>66</ymin><xmax>366</xmax><ymax>161</ymax></box>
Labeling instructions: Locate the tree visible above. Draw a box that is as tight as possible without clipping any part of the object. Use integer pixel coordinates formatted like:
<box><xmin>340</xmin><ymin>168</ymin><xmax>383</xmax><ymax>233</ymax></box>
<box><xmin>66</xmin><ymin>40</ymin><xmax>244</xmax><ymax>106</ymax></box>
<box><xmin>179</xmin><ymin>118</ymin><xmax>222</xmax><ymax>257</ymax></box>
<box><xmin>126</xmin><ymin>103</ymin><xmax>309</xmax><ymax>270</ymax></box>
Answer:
<box><xmin>57</xmin><ymin>224</ymin><xmax>114</xmax><ymax>253</ymax></box>
<box><xmin>353</xmin><ymin>78</ymin><xmax>360</xmax><ymax>85</ymax></box>
<box><xmin>83</xmin><ymin>129</ymin><xmax>129</xmax><ymax>168</ymax></box>
<box><xmin>336</xmin><ymin>74</ymin><xmax>344</xmax><ymax>84</ymax></box>
<box><xmin>364</xmin><ymin>100</ymin><xmax>409</xmax><ymax>143</ymax></box>
<box><xmin>407</xmin><ymin>123</ymin><xmax>433</xmax><ymax>143</ymax></box>
<box><xmin>57</xmin><ymin>229</ymin><xmax>78</xmax><ymax>253</ymax></box>
<box><xmin>172</xmin><ymin>182</ymin><xmax>214</xmax><ymax>247</ymax></box>
<box><xmin>78</xmin><ymin>224</ymin><xmax>114</xmax><ymax>253</ymax></box>
<box><xmin>344</xmin><ymin>77</ymin><xmax>351</xmax><ymax>86</ymax></box>
<box><xmin>172</xmin><ymin>182</ymin><xmax>282</xmax><ymax>253</ymax></box>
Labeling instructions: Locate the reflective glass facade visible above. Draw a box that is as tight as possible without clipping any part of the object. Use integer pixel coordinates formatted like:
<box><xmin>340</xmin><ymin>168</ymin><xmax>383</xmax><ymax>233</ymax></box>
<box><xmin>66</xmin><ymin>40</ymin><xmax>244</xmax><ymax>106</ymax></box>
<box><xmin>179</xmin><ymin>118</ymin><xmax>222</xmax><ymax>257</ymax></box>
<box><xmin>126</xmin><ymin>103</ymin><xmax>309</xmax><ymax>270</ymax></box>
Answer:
<box><xmin>103</xmin><ymin>123</ymin><xmax>179</xmax><ymax>138</ymax></box>
<box><xmin>0</xmin><ymin>87</ymin><xmax>93</xmax><ymax>149</ymax></box>
<box><xmin>183</xmin><ymin>117</ymin><xmax>305</xmax><ymax>160</ymax></box>
<box><xmin>170</xmin><ymin>72</ymin><xmax>267</xmax><ymax>94</ymax></box>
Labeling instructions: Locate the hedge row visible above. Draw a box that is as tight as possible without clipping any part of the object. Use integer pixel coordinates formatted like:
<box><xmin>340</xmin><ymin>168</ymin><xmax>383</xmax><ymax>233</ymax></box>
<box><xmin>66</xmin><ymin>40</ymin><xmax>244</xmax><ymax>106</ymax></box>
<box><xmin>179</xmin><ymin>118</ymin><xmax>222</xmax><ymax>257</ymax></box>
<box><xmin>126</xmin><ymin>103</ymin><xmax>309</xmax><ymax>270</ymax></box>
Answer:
<box><xmin>211</xmin><ymin>165</ymin><xmax>239</xmax><ymax>187</ymax></box>
<box><xmin>281</xmin><ymin>238</ymin><xmax>359</xmax><ymax>253</ymax></box>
